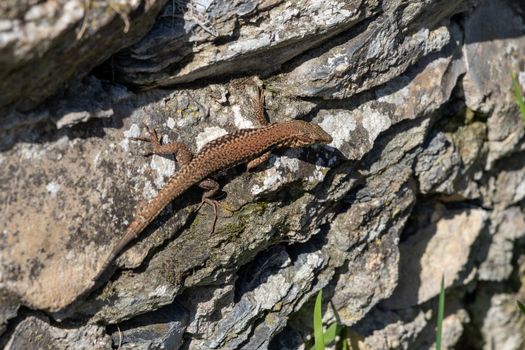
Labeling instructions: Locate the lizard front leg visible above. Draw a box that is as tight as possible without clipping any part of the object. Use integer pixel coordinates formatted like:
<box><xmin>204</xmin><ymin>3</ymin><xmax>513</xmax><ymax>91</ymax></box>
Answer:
<box><xmin>130</xmin><ymin>125</ymin><xmax>195</xmax><ymax>217</ymax></box>
<box><xmin>131</xmin><ymin>124</ymin><xmax>193</xmax><ymax>165</ymax></box>
<box><xmin>246</xmin><ymin>151</ymin><xmax>271</xmax><ymax>171</ymax></box>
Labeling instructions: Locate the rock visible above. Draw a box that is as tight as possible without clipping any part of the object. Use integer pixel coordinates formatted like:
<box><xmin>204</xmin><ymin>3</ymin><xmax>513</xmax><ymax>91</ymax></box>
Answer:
<box><xmin>108</xmin><ymin>303</ymin><xmax>188</xmax><ymax>350</ymax></box>
<box><xmin>3</xmin><ymin>316</ymin><xmax>111</xmax><ymax>350</ymax></box>
<box><xmin>462</xmin><ymin>0</ymin><xmax>525</xmax><ymax>114</ymax></box>
<box><xmin>353</xmin><ymin>307</ymin><xmax>431</xmax><ymax>350</ymax></box>
<box><xmin>0</xmin><ymin>290</ymin><xmax>19</xmax><ymax>335</ymax></box>
<box><xmin>415</xmin><ymin>121</ymin><xmax>487</xmax><ymax>197</ymax></box>
<box><xmin>462</xmin><ymin>0</ymin><xmax>525</xmax><ymax>169</ymax></box>
<box><xmin>480</xmin><ymin>293</ymin><xmax>525</xmax><ymax>350</ymax></box>
<box><xmin>0</xmin><ymin>0</ymin><xmax>169</xmax><ymax>112</ymax></box>
<box><xmin>110</xmin><ymin>0</ymin><xmax>381</xmax><ymax>87</ymax></box>
<box><xmin>436</xmin><ymin>310</ymin><xmax>470</xmax><ymax>349</ymax></box>
<box><xmin>467</xmin><ymin>287</ymin><xmax>525</xmax><ymax>350</ymax></box>
<box><xmin>269</xmin><ymin>15</ymin><xmax>461</xmax><ymax>99</ymax></box>
<box><xmin>478</xmin><ymin>207</ymin><xmax>525</xmax><ymax>281</ymax></box>
<box><xmin>384</xmin><ymin>206</ymin><xmax>488</xmax><ymax>309</ymax></box>
<box><xmin>183</xmin><ymin>246</ymin><xmax>327</xmax><ymax>349</ymax></box>
<box><xmin>354</xmin><ymin>291</ymin><xmax>470</xmax><ymax>349</ymax></box>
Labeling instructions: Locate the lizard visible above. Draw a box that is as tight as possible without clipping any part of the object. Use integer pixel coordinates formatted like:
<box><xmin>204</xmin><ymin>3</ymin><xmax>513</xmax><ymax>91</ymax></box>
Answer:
<box><xmin>93</xmin><ymin>88</ymin><xmax>332</xmax><ymax>282</ymax></box>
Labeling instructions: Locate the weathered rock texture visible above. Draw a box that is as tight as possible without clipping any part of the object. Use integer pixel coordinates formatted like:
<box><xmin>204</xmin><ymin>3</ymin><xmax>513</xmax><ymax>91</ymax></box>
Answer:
<box><xmin>1</xmin><ymin>0</ymin><xmax>525</xmax><ymax>349</ymax></box>
<box><xmin>0</xmin><ymin>0</ymin><xmax>169</xmax><ymax>112</ymax></box>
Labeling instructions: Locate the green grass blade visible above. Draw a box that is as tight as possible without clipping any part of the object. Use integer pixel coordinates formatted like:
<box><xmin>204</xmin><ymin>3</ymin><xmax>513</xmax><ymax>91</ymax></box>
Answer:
<box><xmin>313</xmin><ymin>289</ymin><xmax>325</xmax><ymax>350</ymax></box>
<box><xmin>436</xmin><ymin>275</ymin><xmax>445</xmax><ymax>350</ymax></box>
<box><xmin>323</xmin><ymin>322</ymin><xmax>339</xmax><ymax>345</ymax></box>
<box><xmin>517</xmin><ymin>300</ymin><xmax>525</xmax><ymax>315</ymax></box>
<box><xmin>340</xmin><ymin>327</ymin><xmax>350</xmax><ymax>350</ymax></box>
<box><xmin>511</xmin><ymin>73</ymin><xmax>525</xmax><ymax>122</ymax></box>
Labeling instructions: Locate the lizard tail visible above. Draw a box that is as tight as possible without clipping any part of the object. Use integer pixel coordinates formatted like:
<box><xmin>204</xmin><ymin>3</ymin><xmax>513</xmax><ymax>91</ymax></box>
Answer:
<box><xmin>92</xmin><ymin>221</ymin><xmax>143</xmax><ymax>282</ymax></box>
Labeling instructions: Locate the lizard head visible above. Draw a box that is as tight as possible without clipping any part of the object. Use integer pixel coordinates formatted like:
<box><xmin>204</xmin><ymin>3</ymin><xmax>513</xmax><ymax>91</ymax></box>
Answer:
<box><xmin>285</xmin><ymin>120</ymin><xmax>333</xmax><ymax>148</ymax></box>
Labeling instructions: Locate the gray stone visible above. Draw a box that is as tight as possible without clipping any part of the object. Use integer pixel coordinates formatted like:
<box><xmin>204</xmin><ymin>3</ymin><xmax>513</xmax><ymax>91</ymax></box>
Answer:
<box><xmin>0</xmin><ymin>0</ymin><xmax>169</xmax><ymax>112</ymax></box>
<box><xmin>356</xmin><ymin>308</ymin><xmax>431</xmax><ymax>350</ymax></box>
<box><xmin>109</xmin><ymin>303</ymin><xmax>188</xmax><ymax>350</ymax></box>
<box><xmin>270</xmin><ymin>14</ymin><xmax>462</xmax><ymax>99</ymax></box>
<box><xmin>462</xmin><ymin>0</ymin><xmax>525</xmax><ymax>169</ymax></box>
<box><xmin>111</xmin><ymin>0</ymin><xmax>380</xmax><ymax>87</ymax></box>
<box><xmin>415</xmin><ymin>121</ymin><xmax>487</xmax><ymax>197</ymax></box>
<box><xmin>355</xmin><ymin>294</ymin><xmax>470</xmax><ymax>350</ymax></box>
<box><xmin>384</xmin><ymin>206</ymin><xmax>487</xmax><ymax>309</ymax></box>
<box><xmin>180</xmin><ymin>244</ymin><xmax>330</xmax><ymax>349</ymax></box>
<box><xmin>3</xmin><ymin>316</ymin><xmax>111</xmax><ymax>350</ymax></box>
<box><xmin>478</xmin><ymin>207</ymin><xmax>525</xmax><ymax>281</ymax></box>
<box><xmin>0</xmin><ymin>290</ymin><xmax>19</xmax><ymax>335</ymax></box>
<box><xmin>468</xmin><ymin>287</ymin><xmax>525</xmax><ymax>350</ymax></box>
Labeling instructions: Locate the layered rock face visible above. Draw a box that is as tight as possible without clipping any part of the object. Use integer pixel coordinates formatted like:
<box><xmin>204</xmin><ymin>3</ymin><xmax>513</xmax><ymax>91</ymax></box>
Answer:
<box><xmin>1</xmin><ymin>0</ymin><xmax>525</xmax><ymax>349</ymax></box>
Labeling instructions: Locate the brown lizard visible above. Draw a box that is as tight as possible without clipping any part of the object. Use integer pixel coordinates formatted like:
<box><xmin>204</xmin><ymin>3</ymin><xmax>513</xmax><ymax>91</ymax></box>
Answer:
<box><xmin>93</xmin><ymin>89</ymin><xmax>332</xmax><ymax>282</ymax></box>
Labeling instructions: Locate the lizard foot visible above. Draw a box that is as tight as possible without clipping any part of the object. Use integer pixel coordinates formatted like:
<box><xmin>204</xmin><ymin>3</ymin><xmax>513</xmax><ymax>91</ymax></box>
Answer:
<box><xmin>196</xmin><ymin>198</ymin><xmax>219</xmax><ymax>234</ymax></box>
<box><xmin>130</xmin><ymin>124</ymin><xmax>162</xmax><ymax>157</ymax></box>
<box><xmin>129</xmin><ymin>124</ymin><xmax>193</xmax><ymax>163</ymax></box>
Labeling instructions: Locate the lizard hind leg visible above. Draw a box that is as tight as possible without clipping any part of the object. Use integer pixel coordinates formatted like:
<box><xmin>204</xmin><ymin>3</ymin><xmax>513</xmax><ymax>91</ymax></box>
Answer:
<box><xmin>130</xmin><ymin>124</ymin><xmax>193</xmax><ymax>165</ymax></box>
<box><xmin>196</xmin><ymin>178</ymin><xmax>232</xmax><ymax>234</ymax></box>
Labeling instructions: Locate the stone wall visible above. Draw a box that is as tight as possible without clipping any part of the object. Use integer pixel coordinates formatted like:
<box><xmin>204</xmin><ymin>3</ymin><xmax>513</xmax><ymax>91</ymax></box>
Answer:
<box><xmin>1</xmin><ymin>0</ymin><xmax>525</xmax><ymax>349</ymax></box>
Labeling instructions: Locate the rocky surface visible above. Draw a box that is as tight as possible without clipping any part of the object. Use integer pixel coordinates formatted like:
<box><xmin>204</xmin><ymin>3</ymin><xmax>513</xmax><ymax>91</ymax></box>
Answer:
<box><xmin>3</xmin><ymin>316</ymin><xmax>111</xmax><ymax>350</ymax></box>
<box><xmin>0</xmin><ymin>0</ymin><xmax>169</xmax><ymax>112</ymax></box>
<box><xmin>1</xmin><ymin>0</ymin><xmax>525</xmax><ymax>349</ymax></box>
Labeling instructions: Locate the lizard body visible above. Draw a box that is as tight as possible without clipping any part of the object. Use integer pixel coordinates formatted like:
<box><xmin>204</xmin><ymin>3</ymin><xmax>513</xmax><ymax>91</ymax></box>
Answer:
<box><xmin>94</xmin><ymin>118</ymin><xmax>332</xmax><ymax>282</ymax></box>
